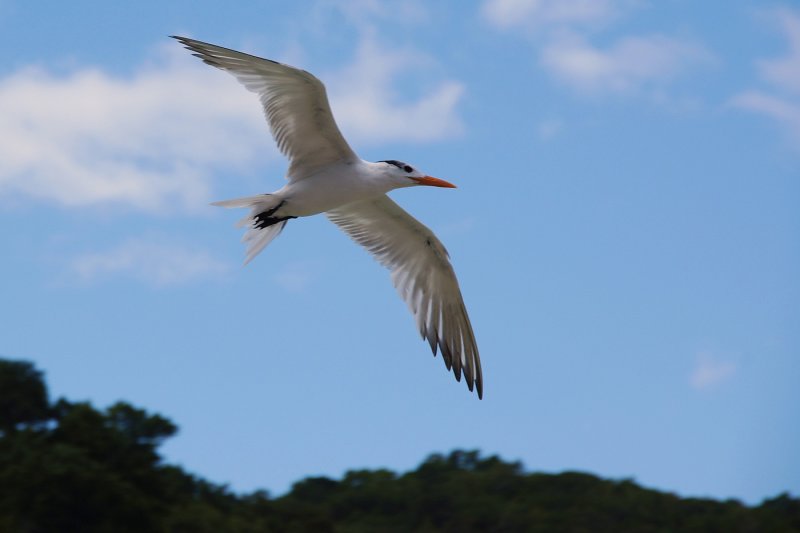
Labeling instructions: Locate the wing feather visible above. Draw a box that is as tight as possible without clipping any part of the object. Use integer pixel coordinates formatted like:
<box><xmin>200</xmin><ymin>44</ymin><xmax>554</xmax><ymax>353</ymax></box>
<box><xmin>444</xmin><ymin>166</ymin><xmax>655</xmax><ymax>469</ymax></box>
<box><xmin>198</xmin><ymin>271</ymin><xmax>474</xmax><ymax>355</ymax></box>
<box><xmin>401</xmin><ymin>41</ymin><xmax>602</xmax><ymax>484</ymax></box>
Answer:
<box><xmin>173</xmin><ymin>36</ymin><xmax>357</xmax><ymax>180</ymax></box>
<box><xmin>327</xmin><ymin>196</ymin><xmax>483</xmax><ymax>398</ymax></box>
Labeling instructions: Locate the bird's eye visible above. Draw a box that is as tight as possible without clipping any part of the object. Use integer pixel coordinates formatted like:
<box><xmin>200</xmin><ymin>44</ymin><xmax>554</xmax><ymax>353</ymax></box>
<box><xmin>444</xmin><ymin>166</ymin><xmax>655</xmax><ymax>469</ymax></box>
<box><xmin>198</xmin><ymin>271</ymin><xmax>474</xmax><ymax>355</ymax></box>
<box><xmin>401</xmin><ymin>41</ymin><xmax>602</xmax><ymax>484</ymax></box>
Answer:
<box><xmin>403</xmin><ymin>165</ymin><xmax>413</xmax><ymax>173</ymax></box>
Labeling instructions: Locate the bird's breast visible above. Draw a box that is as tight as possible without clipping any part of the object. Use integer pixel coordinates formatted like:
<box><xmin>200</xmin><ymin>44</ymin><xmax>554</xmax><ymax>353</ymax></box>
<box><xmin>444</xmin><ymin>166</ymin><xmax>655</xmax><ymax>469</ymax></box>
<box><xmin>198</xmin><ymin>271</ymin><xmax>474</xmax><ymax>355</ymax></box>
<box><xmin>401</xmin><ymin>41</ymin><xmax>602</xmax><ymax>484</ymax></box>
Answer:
<box><xmin>279</xmin><ymin>173</ymin><xmax>389</xmax><ymax>217</ymax></box>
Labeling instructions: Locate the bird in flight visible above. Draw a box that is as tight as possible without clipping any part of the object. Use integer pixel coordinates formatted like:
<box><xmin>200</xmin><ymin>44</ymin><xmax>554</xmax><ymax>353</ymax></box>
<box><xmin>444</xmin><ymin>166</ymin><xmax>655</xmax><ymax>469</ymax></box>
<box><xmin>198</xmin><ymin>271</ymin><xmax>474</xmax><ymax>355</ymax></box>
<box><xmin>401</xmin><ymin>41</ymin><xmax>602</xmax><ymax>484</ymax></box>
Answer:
<box><xmin>174</xmin><ymin>36</ymin><xmax>482</xmax><ymax>398</ymax></box>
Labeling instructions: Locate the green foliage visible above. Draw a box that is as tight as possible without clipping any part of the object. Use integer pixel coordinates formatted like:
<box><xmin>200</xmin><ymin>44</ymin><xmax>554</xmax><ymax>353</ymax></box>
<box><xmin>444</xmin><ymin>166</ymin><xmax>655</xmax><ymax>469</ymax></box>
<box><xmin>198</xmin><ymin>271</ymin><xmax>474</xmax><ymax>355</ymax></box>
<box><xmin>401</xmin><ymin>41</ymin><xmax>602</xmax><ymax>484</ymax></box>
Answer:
<box><xmin>0</xmin><ymin>357</ymin><xmax>798</xmax><ymax>532</ymax></box>
<box><xmin>0</xmin><ymin>359</ymin><xmax>50</xmax><ymax>434</ymax></box>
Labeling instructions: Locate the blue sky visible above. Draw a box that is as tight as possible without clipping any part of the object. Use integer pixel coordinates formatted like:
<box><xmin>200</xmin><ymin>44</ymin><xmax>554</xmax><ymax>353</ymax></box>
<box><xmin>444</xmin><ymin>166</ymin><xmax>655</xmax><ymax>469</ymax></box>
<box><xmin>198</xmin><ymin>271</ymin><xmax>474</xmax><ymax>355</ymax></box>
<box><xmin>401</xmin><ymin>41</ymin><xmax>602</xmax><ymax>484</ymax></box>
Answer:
<box><xmin>1</xmin><ymin>0</ymin><xmax>797</xmax><ymax>504</ymax></box>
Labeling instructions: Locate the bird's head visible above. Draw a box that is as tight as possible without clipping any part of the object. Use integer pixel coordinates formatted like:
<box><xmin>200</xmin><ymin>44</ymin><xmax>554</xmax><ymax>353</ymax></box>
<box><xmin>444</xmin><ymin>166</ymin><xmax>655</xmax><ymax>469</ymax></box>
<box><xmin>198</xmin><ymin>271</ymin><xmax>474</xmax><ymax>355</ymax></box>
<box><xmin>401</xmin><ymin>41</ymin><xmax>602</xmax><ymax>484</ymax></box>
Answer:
<box><xmin>378</xmin><ymin>160</ymin><xmax>457</xmax><ymax>189</ymax></box>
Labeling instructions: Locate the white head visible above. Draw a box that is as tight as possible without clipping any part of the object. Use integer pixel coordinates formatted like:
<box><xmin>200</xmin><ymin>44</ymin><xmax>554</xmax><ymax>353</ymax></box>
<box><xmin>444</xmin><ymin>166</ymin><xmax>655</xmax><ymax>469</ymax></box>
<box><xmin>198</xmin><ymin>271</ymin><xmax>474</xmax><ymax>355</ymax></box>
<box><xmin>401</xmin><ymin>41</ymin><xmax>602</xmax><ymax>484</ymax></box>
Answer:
<box><xmin>378</xmin><ymin>160</ymin><xmax>457</xmax><ymax>189</ymax></box>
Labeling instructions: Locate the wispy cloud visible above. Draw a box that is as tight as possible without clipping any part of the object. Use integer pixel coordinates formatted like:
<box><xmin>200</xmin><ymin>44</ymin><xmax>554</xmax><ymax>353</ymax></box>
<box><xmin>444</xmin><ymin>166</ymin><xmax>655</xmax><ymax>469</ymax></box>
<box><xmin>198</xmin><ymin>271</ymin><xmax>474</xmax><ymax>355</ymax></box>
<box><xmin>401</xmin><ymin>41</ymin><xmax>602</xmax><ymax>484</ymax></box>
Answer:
<box><xmin>541</xmin><ymin>32</ymin><xmax>710</xmax><ymax>94</ymax></box>
<box><xmin>689</xmin><ymin>352</ymin><xmax>737</xmax><ymax>391</ymax></box>
<box><xmin>315</xmin><ymin>0</ymin><xmax>431</xmax><ymax>28</ymax></box>
<box><xmin>758</xmin><ymin>9</ymin><xmax>800</xmax><ymax>93</ymax></box>
<box><xmin>0</xmin><ymin>48</ymin><xmax>271</xmax><ymax>212</ymax></box>
<box><xmin>536</xmin><ymin>118</ymin><xmax>564</xmax><ymax>140</ymax></box>
<box><xmin>272</xmin><ymin>260</ymin><xmax>320</xmax><ymax>293</ymax></box>
<box><xmin>0</xmin><ymin>32</ymin><xmax>464</xmax><ymax>211</ymax></box>
<box><xmin>732</xmin><ymin>8</ymin><xmax>800</xmax><ymax>148</ymax></box>
<box><xmin>482</xmin><ymin>0</ymin><xmax>711</xmax><ymax>97</ymax></box>
<box><xmin>482</xmin><ymin>0</ymin><xmax>620</xmax><ymax>31</ymax></box>
<box><xmin>328</xmin><ymin>35</ymin><xmax>464</xmax><ymax>143</ymax></box>
<box><xmin>311</xmin><ymin>1</ymin><xmax>464</xmax><ymax>143</ymax></box>
<box><xmin>71</xmin><ymin>238</ymin><xmax>230</xmax><ymax>286</ymax></box>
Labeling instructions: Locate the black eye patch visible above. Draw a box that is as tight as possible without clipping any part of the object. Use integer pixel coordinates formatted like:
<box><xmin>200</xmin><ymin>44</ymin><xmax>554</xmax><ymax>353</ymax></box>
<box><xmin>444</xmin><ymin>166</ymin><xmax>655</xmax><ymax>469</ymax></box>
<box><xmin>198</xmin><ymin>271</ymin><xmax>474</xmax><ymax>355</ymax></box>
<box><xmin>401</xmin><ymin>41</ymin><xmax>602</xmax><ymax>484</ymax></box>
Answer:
<box><xmin>380</xmin><ymin>160</ymin><xmax>413</xmax><ymax>173</ymax></box>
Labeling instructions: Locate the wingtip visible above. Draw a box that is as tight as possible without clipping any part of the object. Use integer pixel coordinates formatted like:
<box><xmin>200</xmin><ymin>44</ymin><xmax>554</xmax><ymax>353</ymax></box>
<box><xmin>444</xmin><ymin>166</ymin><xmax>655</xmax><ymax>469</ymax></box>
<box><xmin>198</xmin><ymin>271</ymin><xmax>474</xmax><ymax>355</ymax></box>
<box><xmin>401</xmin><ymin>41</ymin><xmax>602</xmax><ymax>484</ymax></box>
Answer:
<box><xmin>474</xmin><ymin>370</ymin><xmax>483</xmax><ymax>400</ymax></box>
<box><xmin>465</xmin><ymin>376</ymin><xmax>482</xmax><ymax>400</ymax></box>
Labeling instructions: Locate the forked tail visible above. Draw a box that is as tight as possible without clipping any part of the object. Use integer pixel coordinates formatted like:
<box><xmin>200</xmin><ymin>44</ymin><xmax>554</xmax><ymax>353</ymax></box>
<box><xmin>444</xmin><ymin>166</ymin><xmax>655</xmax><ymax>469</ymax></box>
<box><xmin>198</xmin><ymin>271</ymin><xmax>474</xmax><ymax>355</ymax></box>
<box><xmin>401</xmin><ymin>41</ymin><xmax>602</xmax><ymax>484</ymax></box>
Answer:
<box><xmin>212</xmin><ymin>194</ymin><xmax>293</xmax><ymax>264</ymax></box>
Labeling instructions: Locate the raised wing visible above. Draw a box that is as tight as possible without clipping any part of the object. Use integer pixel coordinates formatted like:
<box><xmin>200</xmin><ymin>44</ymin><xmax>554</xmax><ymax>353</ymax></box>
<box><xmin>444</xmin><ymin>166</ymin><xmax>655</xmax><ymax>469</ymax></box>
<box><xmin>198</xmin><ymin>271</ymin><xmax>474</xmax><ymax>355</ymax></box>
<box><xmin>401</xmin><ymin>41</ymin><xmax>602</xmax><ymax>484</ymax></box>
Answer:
<box><xmin>327</xmin><ymin>196</ymin><xmax>482</xmax><ymax>398</ymax></box>
<box><xmin>173</xmin><ymin>36</ymin><xmax>357</xmax><ymax>180</ymax></box>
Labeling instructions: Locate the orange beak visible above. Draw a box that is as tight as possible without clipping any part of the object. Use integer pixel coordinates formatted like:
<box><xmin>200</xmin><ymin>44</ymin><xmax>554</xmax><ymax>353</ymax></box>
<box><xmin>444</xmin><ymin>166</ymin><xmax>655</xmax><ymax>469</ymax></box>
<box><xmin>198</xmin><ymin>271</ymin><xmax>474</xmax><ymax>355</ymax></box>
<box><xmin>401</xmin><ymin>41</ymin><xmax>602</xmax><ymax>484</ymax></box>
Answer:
<box><xmin>410</xmin><ymin>176</ymin><xmax>457</xmax><ymax>188</ymax></box>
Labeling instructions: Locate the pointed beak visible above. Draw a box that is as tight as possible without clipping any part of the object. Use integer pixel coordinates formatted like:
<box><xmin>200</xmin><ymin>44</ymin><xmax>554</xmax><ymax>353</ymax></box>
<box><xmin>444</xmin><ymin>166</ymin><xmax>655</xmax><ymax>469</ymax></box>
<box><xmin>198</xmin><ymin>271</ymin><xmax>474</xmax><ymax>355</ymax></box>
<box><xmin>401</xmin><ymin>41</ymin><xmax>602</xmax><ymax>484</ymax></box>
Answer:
<box><xmin>410</xmin><ymin>176</ymin><xmax>457</xmax><ymax>188</ymax></box>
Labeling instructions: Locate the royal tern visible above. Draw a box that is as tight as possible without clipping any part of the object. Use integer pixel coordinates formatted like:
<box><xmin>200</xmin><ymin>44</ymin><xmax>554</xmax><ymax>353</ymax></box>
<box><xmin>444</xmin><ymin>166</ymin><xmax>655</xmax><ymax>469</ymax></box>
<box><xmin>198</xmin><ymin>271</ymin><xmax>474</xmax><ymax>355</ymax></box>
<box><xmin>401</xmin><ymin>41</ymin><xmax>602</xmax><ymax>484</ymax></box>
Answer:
<box><xmin>174</xmin><ymin>36</ymin><xmax>482</xmax><ymax>398</ymax></box>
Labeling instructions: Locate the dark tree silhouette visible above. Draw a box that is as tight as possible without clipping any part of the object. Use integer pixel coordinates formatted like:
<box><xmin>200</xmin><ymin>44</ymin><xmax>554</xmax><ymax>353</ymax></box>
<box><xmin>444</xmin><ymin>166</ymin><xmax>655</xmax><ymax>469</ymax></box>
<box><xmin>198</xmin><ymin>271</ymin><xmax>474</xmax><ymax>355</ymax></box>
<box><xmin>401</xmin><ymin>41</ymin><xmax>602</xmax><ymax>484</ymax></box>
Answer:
<box><xmin>1</xmin><ymin>357</ymin><xmax>798</xmax><ymax>532</ymax></box>
<box><xmin>0</xmin><ymin>359</ymin><xmax>50</xmax><ymax>434</ymax></box>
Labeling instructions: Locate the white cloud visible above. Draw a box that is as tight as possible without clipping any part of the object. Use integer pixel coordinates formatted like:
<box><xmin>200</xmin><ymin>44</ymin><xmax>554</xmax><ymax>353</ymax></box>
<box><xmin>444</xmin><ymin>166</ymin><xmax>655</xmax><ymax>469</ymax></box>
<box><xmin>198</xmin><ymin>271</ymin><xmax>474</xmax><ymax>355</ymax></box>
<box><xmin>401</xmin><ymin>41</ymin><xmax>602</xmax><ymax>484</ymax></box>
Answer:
<box><xmin>758</xmin><ymin>9</ymin><xmax>800</xmax><ymax>94</ymax></box>
<box><xmin>541</xmin><ymin>33</ymin><xmax>710</xmax><ymax>94</ymax></box>
<box><xmin>733</xmin><ymin>91</ymin><xmax>800</xmax><ymax>141</ymax></box>
<box><xmin>732</xmin><ymin>8</ymin><xmax>800</xmax><ymax>148</ymax></box>
<box><xmin>309</xmin><ymin>2</ymin><xmax>464</xmax><ymax>143</ymax></box>
<box><xmin>482</xmin><ymin>0</ymin><xmax>619</xmax><ymax>30</ymax></box>
<box><xmin>71</xmin><ymin>238</ymin><xmax>230</xmax><ymax>286</ymax></box>
<box><xmin>0</xmin><ymin>49</ymin><xmax>272</xmax><ymax>211</ymax></box>
<box><xmin>482</xmin><ymin>0</ymin><xmax>710</xmax><ymax>97</ymax></box>
<box><xmin>317</xmin><ymin>0</ymin><xmax>430</xmax><ymax>27</ymax></box>
<box><xmin>689</xmin><ymin>352</ymin><xmax>737</xmax><ymax>391</ymax></box>
<box><xmin>324</xmin><ymin>34</ymin><xmax>463</xmax><ymax>144</ymax></box>
<box><xmin>0</xmin><ymin>36</ymin><xmax>464</xmax><ymax>211</ymax></box>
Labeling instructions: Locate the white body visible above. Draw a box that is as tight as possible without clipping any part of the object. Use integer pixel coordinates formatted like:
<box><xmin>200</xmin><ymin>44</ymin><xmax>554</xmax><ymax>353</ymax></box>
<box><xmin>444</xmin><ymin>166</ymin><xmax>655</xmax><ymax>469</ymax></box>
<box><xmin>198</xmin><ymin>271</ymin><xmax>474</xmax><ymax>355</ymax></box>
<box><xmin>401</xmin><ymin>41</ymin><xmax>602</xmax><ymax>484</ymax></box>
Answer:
<box><xmin>274</xmin><ymin>160</ymin><xmax>401</xmax><ymax>217</ymax></box>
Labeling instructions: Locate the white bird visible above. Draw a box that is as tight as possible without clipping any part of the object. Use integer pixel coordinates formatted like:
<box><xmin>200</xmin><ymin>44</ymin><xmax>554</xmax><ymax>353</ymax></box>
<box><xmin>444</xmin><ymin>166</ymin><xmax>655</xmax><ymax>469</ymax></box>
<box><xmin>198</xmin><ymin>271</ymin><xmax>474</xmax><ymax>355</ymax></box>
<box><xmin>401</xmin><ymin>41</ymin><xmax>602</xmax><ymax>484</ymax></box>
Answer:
<box><xmin>174</xmin><ymin>36</ymin><xmax>482</xmax><ymax>398</ymax></box>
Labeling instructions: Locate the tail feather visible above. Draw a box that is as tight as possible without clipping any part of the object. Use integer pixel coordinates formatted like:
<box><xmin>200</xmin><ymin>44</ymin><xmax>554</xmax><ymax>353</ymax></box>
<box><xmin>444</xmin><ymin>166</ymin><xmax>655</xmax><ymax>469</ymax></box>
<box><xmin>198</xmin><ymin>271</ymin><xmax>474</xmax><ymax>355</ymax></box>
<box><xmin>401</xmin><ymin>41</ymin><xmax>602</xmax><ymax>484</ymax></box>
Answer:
<box><xmin>242</xmin><ymin>220</ymin><xmax>288</xmax><ymax>264</ymax></box>
<box><xmin>212</xmin><ymin>193</ymin><xmax>289</xmax><ymax>263</ymax></box>
<box><xmin>211</xmin><ymin>194</ymin><xmax>273</xmax><ymax>208</ymax></box>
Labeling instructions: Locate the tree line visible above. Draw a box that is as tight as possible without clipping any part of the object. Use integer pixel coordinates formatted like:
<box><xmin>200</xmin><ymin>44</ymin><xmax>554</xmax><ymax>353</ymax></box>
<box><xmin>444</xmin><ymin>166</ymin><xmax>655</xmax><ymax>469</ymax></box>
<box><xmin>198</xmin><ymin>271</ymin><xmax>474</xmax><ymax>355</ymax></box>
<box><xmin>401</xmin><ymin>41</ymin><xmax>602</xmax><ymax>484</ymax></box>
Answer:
<box><xmin>1</xmin><ymin>357</ymin><xmax>797</xmax><ymax>532</ymax></box>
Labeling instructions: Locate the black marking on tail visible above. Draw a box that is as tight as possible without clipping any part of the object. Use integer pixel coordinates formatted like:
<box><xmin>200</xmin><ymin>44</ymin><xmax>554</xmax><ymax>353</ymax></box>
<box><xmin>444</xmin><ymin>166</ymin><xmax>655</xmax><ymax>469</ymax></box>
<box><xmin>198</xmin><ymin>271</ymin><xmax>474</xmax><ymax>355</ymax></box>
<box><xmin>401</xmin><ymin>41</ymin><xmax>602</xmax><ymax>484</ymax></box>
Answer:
<box><xmin>252</xmin><ymin>201</ymin><xmax>295</xmax><ymax>229</ymax></box>
<box><xmin>253</xmin><ymin>212</ymin><xmax>295</xmax><ymax>229</ymax></box>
